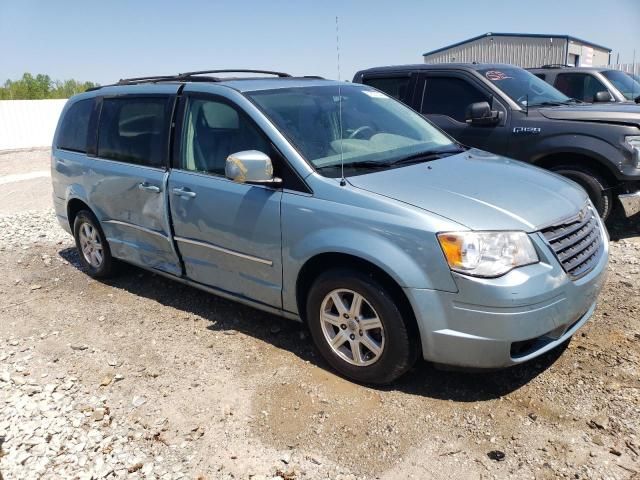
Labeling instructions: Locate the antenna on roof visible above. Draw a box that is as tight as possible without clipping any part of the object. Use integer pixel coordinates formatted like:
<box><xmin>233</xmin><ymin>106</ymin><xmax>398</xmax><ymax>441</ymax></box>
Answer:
<box><xmin>336</xmin><ymin>15</ymin><xmax>346</xmax><ymax>187</ymax></box>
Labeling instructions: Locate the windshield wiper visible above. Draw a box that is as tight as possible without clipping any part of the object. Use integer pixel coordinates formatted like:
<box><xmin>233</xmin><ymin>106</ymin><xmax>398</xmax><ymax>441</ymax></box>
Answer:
<box><xmin>315</xmin><ymin>147</ymin><xmax>465</xmax><ymax>172</ymax></box>
<box><xmin>530</xmin><ymin>101</ymin><xmax>568</xmax><ymax>107</ymax></box>
<box><xmin>387</xmin><ymin>148</ymin><xmax>465</xmax><ymax>166</ymax></box>
<box><xmin>315</xmin><ymin>160</ymin><xmax>390</xmax><ymax>171</ymax></box>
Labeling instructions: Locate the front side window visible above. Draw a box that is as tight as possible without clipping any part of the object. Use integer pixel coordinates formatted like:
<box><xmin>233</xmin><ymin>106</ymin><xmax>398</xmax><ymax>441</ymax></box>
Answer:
<box><xmin>420</xmin><ymin>77</ymin><xmax>490</xmax><ymax>122</ymax></box>
<box><xmin>97</xmin><ymin>97</ymin><xmax>171</xmax><ymax>167</ymax></box>
<box><xmin>601</xmin><ymin>70</ymin><xmax>640</xmax><ymax>101</ymax></box>
<box><xmin>362</xmin><ymin>76</ymin><xmax>411</xmax><ymax>101</ymax></box>
<box><xmin>478</xmin><ymin>67</ymin><xmax>571</xmax><ymax>107</ymax></box>
<box><xmin>180</xmin><ymin>97</ymin><xmax>270</xmax><ymax>176</ymax></box>
<box><xmin>554</xmin><ymin>73</ymin><xmax>608</xmax><ymax>103</ymax></box>
<box><xmin>246</xmin><ymin>85</ymin><xmax>456</xmax><ymax>177</ymax></box>
<box><xmin>57</xmin><ymin>98</ymin><xmax>94</xmax><ymax>152</ymax></box>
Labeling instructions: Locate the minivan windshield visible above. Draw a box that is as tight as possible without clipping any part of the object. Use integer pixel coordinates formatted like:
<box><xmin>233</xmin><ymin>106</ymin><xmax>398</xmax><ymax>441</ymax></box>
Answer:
<box><xmin>478</xmin><ymin>67</ymin><xmax>573</xmax><ymax>107</ymax></box>
<box><xmin>246</xmin><ymin>84</ymin><xmax>458</xmax><ymax>177</ymax></box>
<box><xmin>602</xmin><ymin>70</ymin><xmax>640</xmax><ymax>101</ymax></box>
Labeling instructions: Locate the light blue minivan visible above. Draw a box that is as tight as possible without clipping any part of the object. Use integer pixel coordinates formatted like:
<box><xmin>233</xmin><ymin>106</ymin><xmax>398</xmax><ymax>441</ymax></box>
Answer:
<box><xmin>52</xmin><ymin>69</ymin><xmax>609</xmax><ymax>384</ymax></box>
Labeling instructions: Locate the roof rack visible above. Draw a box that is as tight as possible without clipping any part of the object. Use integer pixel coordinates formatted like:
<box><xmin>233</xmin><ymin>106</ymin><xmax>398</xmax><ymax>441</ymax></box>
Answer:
<box><xmin>116</xmin><ymin>69</ymin><xmax>292</xmax><ymax>86</ymax></box>
<box><xmin>539</xmin><ymin>64</ymin><xmax>573</xmax><ymax>69</ymax></box>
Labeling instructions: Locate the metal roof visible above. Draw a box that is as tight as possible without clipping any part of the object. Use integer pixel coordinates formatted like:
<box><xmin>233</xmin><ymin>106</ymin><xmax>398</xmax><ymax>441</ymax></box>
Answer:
<box><xmin>422</xmin><ymin>32</ymin><xmax>612</xmax><ymax>57</ymax></box>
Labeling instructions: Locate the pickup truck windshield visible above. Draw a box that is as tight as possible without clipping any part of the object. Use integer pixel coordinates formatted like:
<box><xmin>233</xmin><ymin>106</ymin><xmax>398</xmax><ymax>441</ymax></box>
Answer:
<box><xmin>602</xmin><ymin>70</ymin><xmax>640</xmax><ymax>101</ymax></box>
<box><xmin>246</xmin><ymin>85</ymin><xmax>455</xmax><ymax>176</ymax></box>
<box><xmin>478</xmin><ymin>67</ymin><xmax>572</xmax><ymax>107</ymax></box>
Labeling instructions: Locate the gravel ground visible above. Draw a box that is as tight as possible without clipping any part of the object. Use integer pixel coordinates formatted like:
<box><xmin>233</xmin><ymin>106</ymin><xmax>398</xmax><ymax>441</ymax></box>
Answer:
<box><xmin>1</xmin><ymin>150</ymin><xmax>639</xmax><ymax>479</ymax></box>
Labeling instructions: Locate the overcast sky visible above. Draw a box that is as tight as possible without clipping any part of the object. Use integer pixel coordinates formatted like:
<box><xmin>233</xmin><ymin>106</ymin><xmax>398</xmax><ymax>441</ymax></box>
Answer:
<box><xmin>1</xmin><ymin>0</ymin><xmax>639</xmax><ymax>84</ymax></box>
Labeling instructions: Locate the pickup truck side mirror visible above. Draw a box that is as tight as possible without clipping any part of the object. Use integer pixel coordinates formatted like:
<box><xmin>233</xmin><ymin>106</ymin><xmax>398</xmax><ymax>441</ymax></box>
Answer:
<box><xmin>465</xmin><ymin>101</ymin><xmax>500</xmax><ymax>126</ymax></box>
<box><xmin>593</xmin><ymin>91</ymin><xmax>613</xmax><ymax>103</ymax></box>
<box><xmin>225</xmin><ymin>150</ymin><xmax>282</xmax><ymax>185</ymax></box>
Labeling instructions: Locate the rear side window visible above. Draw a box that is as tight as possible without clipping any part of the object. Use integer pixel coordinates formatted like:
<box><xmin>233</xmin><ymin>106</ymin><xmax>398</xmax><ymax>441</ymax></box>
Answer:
<box><xmin>97</xmin><ymin>97</ymin><xmax>171</xmax><ymax>167</ymax></box>
<box><xmin>420</xmin><ymin>77</ymin><xmax>489</xmax><ymax>122</ymax></box>
<box><xmin>57</xmin><ymin>99</ymin><xmax>94</xmax><ymax>153</ymax></box>
<box><xmin>554</xmin><ymin>73</ymin><xmax>607</xmax><ymax>102</ymax></box>
<box><xmin>362</xmin><ymin>76</ymin><xmax>410</xmax><ymax>101</ymax></box>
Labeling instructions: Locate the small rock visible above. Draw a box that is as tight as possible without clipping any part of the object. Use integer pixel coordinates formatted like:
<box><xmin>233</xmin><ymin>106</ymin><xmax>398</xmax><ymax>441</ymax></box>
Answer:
<box><xmin>114</xmin><ymin>373</ymin><xmax>124</xmax><ymax>381</ymax></box>
<box><xmin>127</xmin><ymin>462</ymin><xmax>143</xmax><ymax>473</ymax></box>
<box><xmin>30</xmin><ymin>284</ymin><xmax>42</xmax><ymax>291</ymax></box>
<box><xmin>92</xmin><ymin>408</ymin><xmax>105</xmax><ymax>422</ymax></box>
<box><xmin>132</xmin><ymin>396</ymin><xmax>147</xmax><ymax>407</ymax></box>
<box><xmin>609</xmin><ymin>447</ymin><xmax>622</xmax><ymax>456</ymax></box>
<box><xmin>487</xmin><ymin>450</ymin><xmax>506</xmax><ymax>462</ymax></box>
<box><xmin>588</xmin><ymin>416</ymin><xmax>608</xmax><ymax>430</ymax></box>
<box><xmin>71</xmin><ymin>344</ymin><xmax>88</xmax><ymax>351</ymax></box>
<box><xmin>100</xmin><ymin>375</ymin><xmax>113</xmax><ymax>387</ymax></box>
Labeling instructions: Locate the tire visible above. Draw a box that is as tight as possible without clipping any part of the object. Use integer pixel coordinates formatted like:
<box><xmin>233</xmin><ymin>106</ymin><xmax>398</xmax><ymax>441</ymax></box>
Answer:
<box><xmin>73</xmin><ymin>210</ymin><xmax>115</xmax><ymax>278</ymax></box>
<box><xmin>306</xmin><ymin>268</ymin><xmax>418</xmax><ymax>385</ymax></box>
<box><xmin>550</xmin><ymin>166</ymin><xmax>613</xmax><ymax>220</ymax></box>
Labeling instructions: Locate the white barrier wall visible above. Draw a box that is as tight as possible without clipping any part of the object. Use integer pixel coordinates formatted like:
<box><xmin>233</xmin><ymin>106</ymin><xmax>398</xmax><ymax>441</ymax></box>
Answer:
<box><xmin>0</xmin><ymin>99</ymin><xmax>67</xmax><ymax>150</ymax></box>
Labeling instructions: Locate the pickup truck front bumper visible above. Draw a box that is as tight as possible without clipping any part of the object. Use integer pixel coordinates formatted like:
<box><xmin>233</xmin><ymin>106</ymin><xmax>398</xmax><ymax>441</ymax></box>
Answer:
<box><xmin>619</xmin><ymin>191</ymin><xmax>640</xmax><ymax>217</ymax></box>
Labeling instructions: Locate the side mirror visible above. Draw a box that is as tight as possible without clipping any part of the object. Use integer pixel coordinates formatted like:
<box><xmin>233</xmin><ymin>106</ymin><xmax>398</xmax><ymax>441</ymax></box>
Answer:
<box><xmin>225</xmin><ymin>150</ymin><xmax>282</xmax><ymax>185</ymax></box>
<box><xmin>593</xmin><ymin>91</ymin><xmax>613</xmax><ymax>103</ymax></box>
<box><xmin>465</xmin><ymin>101</ymin><xmax>500</xmax><ymax>126</ymax></box>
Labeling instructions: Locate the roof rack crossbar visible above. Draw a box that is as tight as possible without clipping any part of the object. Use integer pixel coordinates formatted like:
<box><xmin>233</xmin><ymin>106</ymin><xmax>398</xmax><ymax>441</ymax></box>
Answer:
<box><xmin>178</xmin><ymin>69</ymin><xmax>291</xmax><ymax>78</ymax></box>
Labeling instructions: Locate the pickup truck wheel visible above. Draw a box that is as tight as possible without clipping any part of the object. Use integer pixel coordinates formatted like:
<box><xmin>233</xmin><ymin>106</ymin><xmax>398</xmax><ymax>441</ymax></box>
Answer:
<box><xmin>73</xmin><ymin>210</ymin><xmax>115</xmax><ymax>278</ymax></box>
<box><xmin>551</xmin><ymin>166</ymin><xmax>613</xmax><ymax>220</ymax></box>
<box><xmin>306</xmin><ymin>268</ymin><xmax>418</xmax><ymax>385</ymax></box>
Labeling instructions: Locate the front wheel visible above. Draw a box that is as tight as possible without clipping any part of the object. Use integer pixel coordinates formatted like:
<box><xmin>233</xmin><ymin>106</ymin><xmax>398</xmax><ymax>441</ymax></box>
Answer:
<box><xmin>551</xmin><ymin>166</ymin><xmax>613</xmax><ymax>220</ymax></box>
<box><xmin>73</xmin><ymin>210</ymin><xmax>115</xmax><ymax>278</ymax></box>
<box><xmin>306</xmin><ymin>269</ymin><xmax>418</xmax><ymax>384</ymax></box>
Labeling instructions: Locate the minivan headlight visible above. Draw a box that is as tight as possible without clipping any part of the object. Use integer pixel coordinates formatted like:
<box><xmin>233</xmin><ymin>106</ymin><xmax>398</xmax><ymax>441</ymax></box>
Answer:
<box><xmin>625</xmin><ymin>135</ymin><xmax>640</xmax><ymax>167</ymax></box>
<box><xmin>437</xmin><ymin>231</ymin><xmax>539</xmax><ymax>277</ymax></box>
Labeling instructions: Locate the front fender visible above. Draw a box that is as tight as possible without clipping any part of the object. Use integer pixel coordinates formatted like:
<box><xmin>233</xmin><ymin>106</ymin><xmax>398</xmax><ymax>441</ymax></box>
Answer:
<box><xmin>529</xmin><ymin>133</ymin><xmax>626</xmax><ymax>178</ymax></box>
<box><xmin>281</xmin><ymin>194</ymin><xmax>460</xmax><ymax>314</ymax></box>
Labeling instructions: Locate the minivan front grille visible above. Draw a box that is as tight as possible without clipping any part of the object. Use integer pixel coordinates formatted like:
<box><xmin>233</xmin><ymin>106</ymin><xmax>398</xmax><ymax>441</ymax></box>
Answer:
<box><xmin>541</xmin><ymin>205</ymin><xmax>603</xmax><ymax>279</ymax></box>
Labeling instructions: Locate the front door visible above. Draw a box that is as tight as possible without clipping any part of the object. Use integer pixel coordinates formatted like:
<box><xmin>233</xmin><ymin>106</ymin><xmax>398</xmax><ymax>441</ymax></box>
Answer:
<box><xmin>414</xmin><ymin>73</ymin><xmax>510</xmax><ymax>155</ymax></box>
<box><xmin>168</xmin><ymin>93</ymin><xmax>283</xmax><ymax>307</ymax></box>
<box><xmin>92</xmin><ymin>94</ymin><xmax>182</xmax><ymax>275</ymax></box>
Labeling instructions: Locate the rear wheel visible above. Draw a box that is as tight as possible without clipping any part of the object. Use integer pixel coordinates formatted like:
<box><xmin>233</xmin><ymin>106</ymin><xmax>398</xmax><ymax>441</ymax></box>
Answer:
<box><xmin>550</xmin><ymin>166</ymin><xmax>613</xmax><ymax>220</ymax></box>
<box><xmin>73</xmin><ymin>210</ymin><xmax>115</xmax><ymax>278</ymax></box>
<box><xmin>306</xmin><ymin>268</ymin><xmax>418</xmax><ymax>384</ymax></box>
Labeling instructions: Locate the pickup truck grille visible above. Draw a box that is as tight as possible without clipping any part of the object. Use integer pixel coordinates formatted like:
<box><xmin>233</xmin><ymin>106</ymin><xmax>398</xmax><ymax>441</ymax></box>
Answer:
<box><xmin>541</xmin><ymin>206</ymin><xmax>603</xmax><ymax>279</ymax></box>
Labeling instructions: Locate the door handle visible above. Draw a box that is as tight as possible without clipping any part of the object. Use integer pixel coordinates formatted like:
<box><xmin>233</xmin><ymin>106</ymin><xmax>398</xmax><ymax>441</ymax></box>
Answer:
<box><xmin>138</xmin><ymin>182</ymin><xmax>161</xmax><ymax>193</ymax></box>
<box><xmin>172</xmin><ymin>187</ymin><xmax>197</xmax><ymax>198</ymax></box>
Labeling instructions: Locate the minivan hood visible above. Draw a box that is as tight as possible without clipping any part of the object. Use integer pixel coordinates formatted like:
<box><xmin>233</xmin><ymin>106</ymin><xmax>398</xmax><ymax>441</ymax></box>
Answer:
<box><xmin>347</xmin><ymin>150</ymin><xmax>588</xmax><ymax>231</ymax></box>
<box><xmin>538</xmin><ymin>103</ymin><xmax>640</xmax><ymax>126</ymax></box>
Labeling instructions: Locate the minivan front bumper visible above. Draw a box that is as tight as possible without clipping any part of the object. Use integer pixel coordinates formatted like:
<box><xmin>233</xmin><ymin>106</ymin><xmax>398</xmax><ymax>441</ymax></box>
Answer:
<box><xmin>404</xmin><ymin>226</ymin><xmax>609</xmax><ymax>368</ymax></box>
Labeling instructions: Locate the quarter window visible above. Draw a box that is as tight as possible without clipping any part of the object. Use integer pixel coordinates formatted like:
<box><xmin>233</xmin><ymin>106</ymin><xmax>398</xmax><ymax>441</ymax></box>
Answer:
<box><xmin>97</xmin><ymin>97</ymin><xmax>171</xmax><ymax>167</ymax></box>
<box><xmin>421</xmin><ymin>77</ymin><xmax>489</xmax><ymax>122</ymax></box>
<box><xmin>180</xmin><ymin>97</ymin><xmax>270</xmax><ymax>176</ymax></box>
<box><xmin>57</xmin><ymin>98</ymin><xmax>94</xmax><ymax>153</ymax></box>
<box><xmin>554</xmin><ymin>73</ymin><xmax>608</xmax><ymax>102</ymax></box>
<box><xmin>362</xmin><ymin>76</ymin><xmax>411</xmax><ymax>101</ymax></box>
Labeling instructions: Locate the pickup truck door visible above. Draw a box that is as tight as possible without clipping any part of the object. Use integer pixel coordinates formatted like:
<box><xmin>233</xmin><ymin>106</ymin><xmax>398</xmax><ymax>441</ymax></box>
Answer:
<box><xmin>412</xmin><ymin>72</ymin><xmax>511</xmax><ymax>155</ymax></box>
<box><xmin>89</xmin><ymin>93</ymin><xmax>182</xmax><ymax>276</ymax></box>
<box><xmin>168</xmin><ymin>92</ymin><xmax>283</xmax><ymax>308</ymax></box>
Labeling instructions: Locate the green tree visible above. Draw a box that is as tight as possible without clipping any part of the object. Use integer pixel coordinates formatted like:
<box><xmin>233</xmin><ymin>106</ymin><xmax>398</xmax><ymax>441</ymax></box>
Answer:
<box><xmin>0</xmin><ymin>73</ymin><xmax>99</xmax><ymax>100</ymax></box>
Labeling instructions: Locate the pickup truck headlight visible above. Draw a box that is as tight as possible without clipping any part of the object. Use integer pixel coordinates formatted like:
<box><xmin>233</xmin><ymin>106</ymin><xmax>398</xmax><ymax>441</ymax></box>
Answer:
<box><xmin>437</xmin><ymin>231</ymin><xmax>539</xmax><ymax>277</ymax></box>
<box><xmin>626</xmin><ymin>135</ymin><xmax>640</xmax><ymax>167</ymax></box>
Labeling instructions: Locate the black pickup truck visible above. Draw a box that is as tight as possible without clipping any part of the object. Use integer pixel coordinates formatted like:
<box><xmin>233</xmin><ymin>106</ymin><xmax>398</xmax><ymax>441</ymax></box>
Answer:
<box><xmin>353</xmin><ymin>63</ymin><xmax>640</xmax><ymax>221</ymax></box>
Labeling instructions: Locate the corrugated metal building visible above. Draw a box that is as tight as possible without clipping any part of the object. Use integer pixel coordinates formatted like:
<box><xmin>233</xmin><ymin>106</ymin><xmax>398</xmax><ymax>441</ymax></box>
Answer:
<box><xmin>423</xmin><ymin>33</ymin><xmax>611</xmax><ymax>68</ymax></box>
